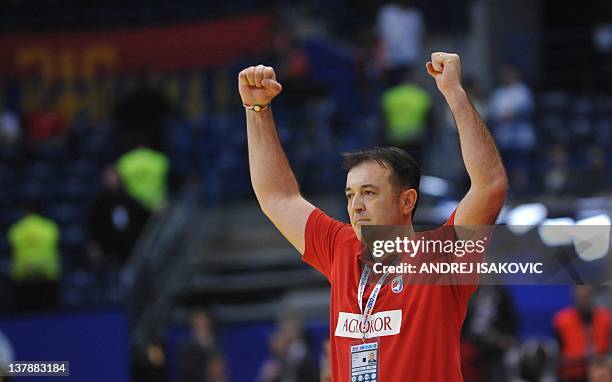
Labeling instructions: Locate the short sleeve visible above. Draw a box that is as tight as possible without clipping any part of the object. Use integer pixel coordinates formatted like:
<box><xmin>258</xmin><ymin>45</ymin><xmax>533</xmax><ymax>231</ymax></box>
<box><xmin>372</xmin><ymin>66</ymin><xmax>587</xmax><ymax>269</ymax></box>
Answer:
<box><xmin>446</xmin><ymin>210</ymin><xmax>456</xmax><ymax>226</ymax></box>
<box><xmin>454</xmin><ymin>209</ymin><xmax>484</xmax><ymax>298</ymax></box>
<box><xmin>302</xmin><ymin>209</ymin><xmax>349</xmax><ymax>281</ymax></box>
<box><xmin>441</xmin><ymin>209</ymin><xmax>479</xmax><ymax>298</ymax></box>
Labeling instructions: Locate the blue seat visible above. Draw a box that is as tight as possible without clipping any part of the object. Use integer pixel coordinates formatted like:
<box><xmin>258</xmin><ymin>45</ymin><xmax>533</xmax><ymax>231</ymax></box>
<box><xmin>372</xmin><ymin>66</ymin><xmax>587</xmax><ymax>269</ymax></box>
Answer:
<box><xmin>56</xmin><ymin>178</ymin><xmax>90</xmax><ymax>201</ymax></box>
<box><xmin>571</xmin><ymin>95</ymin><xmax>595</xmax><ymax>115</ymax></box>
<box><xmin>0</xmin><ymin>144</ymin><xmax>24</xmax><ymax>162</ymax></box>
<box><xmin>166</xmin><ymin>120</ymin><xmax>195</xmax><ymax>176</ymax></box>
<box><xmin>18</xmin><ymin>180</ymin><xmax>51</xmax><ymax>204</ymax></box>
<box><xmin>0</xmin><ymin>208</ymin><xmax>27</xmax><ymax>230</ymax></box>
<box><xmin>62</xmin><ymin>159</ymin><xmax>98</xmax><ymax>179</ymax></box>
<box><xmin>31</xmin><ymin>143</ymin><xmax>70</xmax><ymax>161</ymax></box>
<box><xmin>59</xmin><ymin>225</ymin><xmax>87</xmax><ymax>268</ymax></box>
<box><xmin>59</xmin><ymin>269</ymin><xmax>99</xmax><ymax>305</ymax></box>
<box><xmin>538</xmin><ymin>91</ymin><xmax>569</xmax><ymax>111</ymax></box>
<box><xmin>45</xmin><ymin>203</ymin><xmax>82</xmax><ymax>226</ymax></box>
<box><xmin>23</xmin><ymin>161</ymin><xmax>58</xmax><ymax>182</ymax></box>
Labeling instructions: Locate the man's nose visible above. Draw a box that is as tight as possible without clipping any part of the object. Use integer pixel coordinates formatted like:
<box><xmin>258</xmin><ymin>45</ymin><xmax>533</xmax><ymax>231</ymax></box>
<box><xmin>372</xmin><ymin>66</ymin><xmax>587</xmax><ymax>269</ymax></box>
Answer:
<box><xmin>351</xmin><ymin>193</ymin><xmax>365</xmax><ymax>212</ymax></box>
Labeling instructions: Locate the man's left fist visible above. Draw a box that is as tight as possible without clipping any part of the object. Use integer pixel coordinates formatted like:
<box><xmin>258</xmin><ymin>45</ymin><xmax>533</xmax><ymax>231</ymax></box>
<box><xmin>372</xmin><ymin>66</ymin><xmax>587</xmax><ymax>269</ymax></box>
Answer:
<box><xmin>426</xmin><ymin>52</ymin><xmax>462</xmax><ymax>95</ymax></box>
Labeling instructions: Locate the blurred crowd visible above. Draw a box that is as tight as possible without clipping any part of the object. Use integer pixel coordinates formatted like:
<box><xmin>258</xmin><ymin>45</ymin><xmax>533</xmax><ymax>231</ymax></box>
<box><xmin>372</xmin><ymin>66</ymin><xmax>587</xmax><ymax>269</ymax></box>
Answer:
<box><xmin>0</xmin><ymin>71</ymin><xmax>177</xmax><ymax>312</ymax></box>
<box><xmin>462</xmin><ymin>285</ymin><xmax>610</xmax><ymax>382</ymax></box>
<box><xmin>255</xmin><ymin>311</ymin><xmax>318</xmax><ymax>382</ymax></box>
<box><xmin>132</xmin><ymin>310</ymin><xmax>230</xmax><ymax>382</ymax></box>
<box><xmin>144</xmin><ymin>284</ymin><xmax>609</xmax><ymax>382</ymax></box>
<box><xmin>0</xmin><ymin>0</ymin><xmax>610</xmax><ymax>381</ymax></box>
<box><xmin>2</xmin><ymin>0</ymin><xmax>608</xmax><ymax>308</ymax></box>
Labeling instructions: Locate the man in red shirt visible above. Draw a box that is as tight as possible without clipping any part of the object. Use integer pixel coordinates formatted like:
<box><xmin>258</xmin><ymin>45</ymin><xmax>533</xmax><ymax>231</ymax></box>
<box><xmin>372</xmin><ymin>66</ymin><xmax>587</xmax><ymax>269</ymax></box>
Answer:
<box><xmin>553</xmin><ymin>285</ymin><xmax>610</xmax><ymax>382</ymax></box>
<box><xmin>239</xmin><ymin>52</ymin><xmax>507</xmax><ymax>381</ymax></box>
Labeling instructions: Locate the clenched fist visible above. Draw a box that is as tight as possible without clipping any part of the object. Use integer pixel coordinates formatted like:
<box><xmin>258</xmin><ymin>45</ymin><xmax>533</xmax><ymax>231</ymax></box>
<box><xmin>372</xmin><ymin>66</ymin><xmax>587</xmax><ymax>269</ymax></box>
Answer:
<box><xmin>238</xmin><ymin>65</ymin><xmax>282</xmax><ymax>107</ymax></box>
<box><xmin>426</xmin><ymin>52</ymin><xmax>462</xmax><ymax>95</ymax></box>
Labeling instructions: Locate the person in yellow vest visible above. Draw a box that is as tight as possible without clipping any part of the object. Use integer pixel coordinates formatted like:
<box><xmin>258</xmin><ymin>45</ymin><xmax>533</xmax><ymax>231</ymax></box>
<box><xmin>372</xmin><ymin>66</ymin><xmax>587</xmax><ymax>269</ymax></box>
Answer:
<box><xmin>381</xmin><ymin>69</ymin><xmax>432</xmax><ymax>163</ymax></box>
<box><xmin>7</xmin><ymin>209</ymin><xmax>61</xmax><ymax>311</ymax></box>
<box><xmin>116</xmin><ymin>146</ymin><xmax>169</xmax><ymax>211</ymax></box>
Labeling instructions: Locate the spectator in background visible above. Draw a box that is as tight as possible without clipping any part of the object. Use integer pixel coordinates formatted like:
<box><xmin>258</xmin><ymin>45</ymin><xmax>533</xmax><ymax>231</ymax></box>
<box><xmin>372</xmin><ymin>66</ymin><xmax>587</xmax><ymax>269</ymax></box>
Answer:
<box><xmin>553</xmin><ymin>285</ymin><xmax>610</xmax><ymax>382</ymax></box>
<box><xmin>257</xmin><ymin>328</ymin><xmax>290</xmax><ymax>382</ymax></box>
<box><xmin>488</xmin><ymin>65</ymin><xmax>536</xmax><ymax>175</ymax></box>
<box><xmin>259</xmin><ymin>24</ymin><xmax>330</xmax><ymax>194</ymax></box>
<box><xmin>88</xmin><ymin>166</ymin><xmax>150</xmax><ymax>267</ymax></box>
<box><xmin>114</xmin><ymin>71</ymin><xmax>173</xmax><ymax>151</ymax></box>
<box><xmin>205</xmin><ymin>351</ymin><xmax>229</xmax><ymax>382</ymax></box>
<box><xmin>381</xmin><ymin>69</ymin><xmax>431</xmax><ymax>163</ymax></box>
<box><xmin>23</xmin><ymin>94</ymin><xmax>67</xmax><ymax>145</ymax></box>
<box><xmin>0</xmin><ymin>106</ymin><xmax>20</xmax><ymax>149</ymax></box>
<box><xmin>256</xmin><ymin>311</ymin><xmax>318</xmax><ymax>382</ymax></box>
<box><xmin>542</xmin><ymin>144</ymin><xmax>572</xmax><ymax>196</ymax></box>
<box><xmin>511</xmin><ymin>339</ymin><xmax>557</xmax><ymax>382</ymax></box>
<box><xmin>376</xmin><ymin>0</ymin><xmax>425</xmax><ymax>86</ymax></box>
<box><xmin>117</xmin><ymin>146</ymin><xmax>169</xmax><ymax>211</ymax></box>
<box><xmin>178</xmin><ymin>310</ymin><xmax>218</xmax><ymax>382</ymax></box>
<box><xmin>461</xmin><ymin>286</ymin><xmax>519</xmax><ymax>382</ymax></box>
<box><xmin>542</xmin><ymin>144</ymin><xmax>607</xmax><ymax>196</ymax></box>
<box><xmin>263</xmin><ymin>26</ymin><xmax>327</xmax><ymax>108</ymax></box>
<box><xmin>132</xmin><ymin>337</ymin><xmax>168</xmax><ymax>382</ymax></box>
<box><xmin>7</xmin><ymin>208</ymin><xmax>61</xmax><ymax>311</ymax></box>
<box><xmin>0</xmin><ymin>330</ymin><xmax>14</xmax><ymax>382</ymax></box>
<box><xmin>276</xmin><ymin>312</ymin><xmax>317</xmax><ymax>382</ymax></box>
<box><xmin>578</xmin><ymin>145</ymin><xmax>607</xmax><ymax>194</ymax></box>
<box><xmin>319</xmin><ymin>339</ymin><xmax>331</xmax><ymax>382</ymax></box>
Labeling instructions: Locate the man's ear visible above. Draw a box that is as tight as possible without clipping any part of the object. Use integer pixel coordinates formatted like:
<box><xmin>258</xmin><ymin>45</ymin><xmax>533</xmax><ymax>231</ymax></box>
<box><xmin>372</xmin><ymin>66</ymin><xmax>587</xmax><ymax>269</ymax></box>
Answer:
<box><xmin>400</xmin><ymin>189</ymin><xmax>418</xmax><ymax>216</ymax></box>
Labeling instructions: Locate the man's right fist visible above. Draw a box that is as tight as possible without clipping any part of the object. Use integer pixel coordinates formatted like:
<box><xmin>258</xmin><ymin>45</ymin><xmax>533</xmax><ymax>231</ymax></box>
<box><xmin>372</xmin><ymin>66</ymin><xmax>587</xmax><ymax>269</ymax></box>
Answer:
<box><xmin>238</xmin><ymin>65</ymin><xmax>282</xmax><ymax>107</ymax></box>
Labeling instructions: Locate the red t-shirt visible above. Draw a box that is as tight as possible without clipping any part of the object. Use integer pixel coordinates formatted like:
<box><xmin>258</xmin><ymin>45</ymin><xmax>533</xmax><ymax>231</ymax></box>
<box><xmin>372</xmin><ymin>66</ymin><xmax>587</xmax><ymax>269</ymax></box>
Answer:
<box><xmin>303</xmin><ymin>208</ymin><xmax>476</xmax><ymax>382</ymax></box>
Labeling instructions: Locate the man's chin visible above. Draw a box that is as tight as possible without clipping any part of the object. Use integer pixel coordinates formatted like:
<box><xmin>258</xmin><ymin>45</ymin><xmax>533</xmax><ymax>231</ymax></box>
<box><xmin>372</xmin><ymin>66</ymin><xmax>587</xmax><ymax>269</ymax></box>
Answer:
<box><xmin>354</xmin><ymin>222</ymin><xmax>372</xmax><ymax>240</ymax></box>
<box><xmin>353</xmin><ymin>225</ymin><xmax>363</xmax><ymax>242</ymax></box>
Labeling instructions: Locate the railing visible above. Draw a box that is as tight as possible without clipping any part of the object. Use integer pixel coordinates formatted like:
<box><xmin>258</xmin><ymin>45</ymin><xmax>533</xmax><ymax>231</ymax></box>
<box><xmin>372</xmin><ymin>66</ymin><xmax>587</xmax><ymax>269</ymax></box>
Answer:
<box><xmin>121</xmin><ymin>179</ymin><xmax>205</xmax><ymax>349</ymax></box>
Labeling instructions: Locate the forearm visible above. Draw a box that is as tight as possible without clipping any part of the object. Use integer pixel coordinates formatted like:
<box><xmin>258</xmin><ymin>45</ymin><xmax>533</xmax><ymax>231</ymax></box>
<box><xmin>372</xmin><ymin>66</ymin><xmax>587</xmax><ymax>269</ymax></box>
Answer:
<box><xmin>246</xmin><ymin>108</ymin><xmax>301</xmax><ymax>208</ymax></box>
<box><xmin>444</xmin><ymin>87</ymin><xmax>507</xmax><ymax>189</ymax></box>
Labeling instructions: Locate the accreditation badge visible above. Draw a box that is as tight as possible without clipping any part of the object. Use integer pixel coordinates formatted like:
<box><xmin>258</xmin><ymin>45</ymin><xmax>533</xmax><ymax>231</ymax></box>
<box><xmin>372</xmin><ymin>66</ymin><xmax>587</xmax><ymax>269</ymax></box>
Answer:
<box><xmin>349</xmin><ymin>339</ymin><xmax>379</xmax><ymax>381</ymax></box>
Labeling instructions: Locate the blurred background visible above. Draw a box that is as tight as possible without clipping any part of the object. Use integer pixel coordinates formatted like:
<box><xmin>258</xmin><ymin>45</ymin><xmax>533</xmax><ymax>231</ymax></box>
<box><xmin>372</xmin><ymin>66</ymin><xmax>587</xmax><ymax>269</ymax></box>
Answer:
<box><xmin>0</xmin><ymin>0</ymin><xmax>611</xmax><ymax>381</ymax></box>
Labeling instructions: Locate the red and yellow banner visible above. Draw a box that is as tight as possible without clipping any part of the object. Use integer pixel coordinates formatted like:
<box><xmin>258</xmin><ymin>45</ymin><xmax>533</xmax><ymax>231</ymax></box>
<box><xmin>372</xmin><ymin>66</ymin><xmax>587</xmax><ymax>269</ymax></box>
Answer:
<box><xmin>0</xmin><ymin>13</ymin><xmax>273</xmax><ymax>81</ymax></box>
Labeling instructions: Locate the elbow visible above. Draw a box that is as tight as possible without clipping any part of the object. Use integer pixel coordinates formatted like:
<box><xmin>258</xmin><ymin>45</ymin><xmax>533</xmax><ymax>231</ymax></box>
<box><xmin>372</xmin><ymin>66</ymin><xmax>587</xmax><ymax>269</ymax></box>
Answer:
<box><xmin>258</xmin><ymin>197</ymin><xmax>277</xmax><ymax>218</ymax></box>
<box><xmin>471</xmin><ymin>173</ymin><xmax>508</xmax><ymax>205</ymax></box>
<box><xmin>252</xmin><ymin>188</ymin><xmax>273</xmax><ymax>217</ymax></box>
<box><xmin>488</xmin><ymin>174</ymin><xmax>509</xmax><ymax>204</ymax></box>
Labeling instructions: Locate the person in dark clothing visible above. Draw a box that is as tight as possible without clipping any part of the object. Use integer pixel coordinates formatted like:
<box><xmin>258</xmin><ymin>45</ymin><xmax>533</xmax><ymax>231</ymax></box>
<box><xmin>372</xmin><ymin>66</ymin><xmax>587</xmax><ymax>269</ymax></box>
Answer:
<box><xmin>461</xmin><ymin>286</ymin><xmax>519</xmax><ymax>382</ymax></box>
<box><xmin>88</xmin><ymin>166</ymin><xmax>150</xmax><ymax>267</ymax></box>
<box><xmin>205</xmin><ymin>351</ymin><xmax>229</xmax><ymax>382</ymax></box>
<box><xmin>256</xmin><ymin>311</ymin><xmax>318</xmax><ymax>382</ymax></box>
<box><xmin>131</xmin><ymin>337</ymin><xmax>168</xmax><ymax>382</ymax></box>
<box><xmin>177</xmin><ymin>310</ymin><xmax>218</xmax><ymax>382</ymax></box>
<box><xmin>114</xmin><ymin>71</ymin><xmax>173</xmax><ymax>151</ymax></box>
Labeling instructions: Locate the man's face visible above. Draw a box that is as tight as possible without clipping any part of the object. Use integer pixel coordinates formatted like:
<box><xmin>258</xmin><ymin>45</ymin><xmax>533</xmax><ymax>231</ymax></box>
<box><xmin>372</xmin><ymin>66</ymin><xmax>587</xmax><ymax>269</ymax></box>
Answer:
<box><xmin>191</xmin><ymin>312</ymin><xmax>212</xmax><ymax>339</ymax></box>
<box><xmin>345</xmin><ymin>161</ymin><xmax>405</xmax><ymax>241</ymax></box>
<box><xmin>574</xmin><ymin>285</ymin><xmax>594</xmax><ymax>311</ymax></box>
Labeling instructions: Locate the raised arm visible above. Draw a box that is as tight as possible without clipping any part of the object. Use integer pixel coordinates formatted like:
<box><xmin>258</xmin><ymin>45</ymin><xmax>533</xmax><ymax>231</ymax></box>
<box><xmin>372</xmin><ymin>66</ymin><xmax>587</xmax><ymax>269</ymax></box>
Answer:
<box><xmin>239</xmin><ymin>65</ymin><xmax>315</xmax><ymax>254</ymax></box>
<box><xmin>426</xmin><ymin>53</ymin><xmax>508</xmax><ymax>225</ymax></box>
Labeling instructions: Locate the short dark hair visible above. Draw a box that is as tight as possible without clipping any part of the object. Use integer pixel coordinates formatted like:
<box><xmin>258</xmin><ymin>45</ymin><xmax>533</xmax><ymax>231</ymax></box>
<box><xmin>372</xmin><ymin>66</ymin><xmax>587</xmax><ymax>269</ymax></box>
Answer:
<box><xmin>342</xmin><ymin>146</ymin><xmax>420</xmax><ymax>217</ymax></box>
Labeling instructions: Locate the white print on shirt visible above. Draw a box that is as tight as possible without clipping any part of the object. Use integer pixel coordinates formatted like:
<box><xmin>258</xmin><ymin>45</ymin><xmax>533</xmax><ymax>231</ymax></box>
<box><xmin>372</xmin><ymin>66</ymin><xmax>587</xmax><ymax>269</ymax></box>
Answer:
<box><xmin>335</xmin><ymin>310</ymin><xmax>402</xmax><ymax>339</ymax></box>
